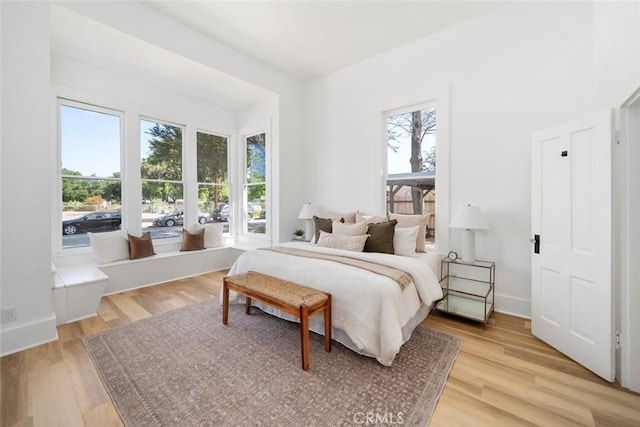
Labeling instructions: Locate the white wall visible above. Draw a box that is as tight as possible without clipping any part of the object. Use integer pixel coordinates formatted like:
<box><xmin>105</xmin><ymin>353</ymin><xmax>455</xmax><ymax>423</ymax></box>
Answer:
<box><xmin>60</xmin><ymin>1</ymin><xmax>305</xmax><ymax>245</ymax></box>
<box><xmin>0</xmin><ymin>0</ymin><xmax>302</xmax><ymax>355</ymax></box>
<box><xmin>303</xmin><ymin>2</ymin><xmax>640</xmax><ymax>317</ymax></box>
<box><xmin>1</xmin><ymin>2</ymin><xmax>57</xmax><ymax>355</ymax></box>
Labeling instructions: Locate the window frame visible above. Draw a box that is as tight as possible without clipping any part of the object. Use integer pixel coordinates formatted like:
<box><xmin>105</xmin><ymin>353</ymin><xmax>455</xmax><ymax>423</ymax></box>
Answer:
<box><xmin>196</xmin><ymin>128</ymin><xmax>231</xmax><ymax>234</ymax></box>
<box><xmin>56</xmin><ymin>98</ymin><xmax>125</xmax><ymax>254</ymax></box>
<box><xmin>380</xmin><ymin>90</ymin><xmax>450</xmax><ymax>254</ymax></box>
<box><xmin>139</xmin><ymin>116</ymin><xmax>186</xmax><ymax>243</ymax></box>
<box><xmin>241</xmin><ymin>130</ymin><xmax>270</xmax><ymax>241</ymax></box>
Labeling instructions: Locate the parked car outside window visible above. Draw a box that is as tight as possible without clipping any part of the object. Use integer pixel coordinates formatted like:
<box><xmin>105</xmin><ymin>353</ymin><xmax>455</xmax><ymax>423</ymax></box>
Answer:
<box><xmin>212</xmin><ymin>204</ymin><xmax>254</xmax><ymax>222</ymax></box>
<box><xmin>153</xmin><ymin>211</ymin><xmax>210</xmax><ymax>227</ymax></box>
<box><xmin>62</xmin><ymin>212</ymin><xmax>121</xmax><ymax>235</ymax></box>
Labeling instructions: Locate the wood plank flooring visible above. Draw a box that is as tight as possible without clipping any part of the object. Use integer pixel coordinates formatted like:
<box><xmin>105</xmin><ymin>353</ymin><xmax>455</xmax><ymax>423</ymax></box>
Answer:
<box><xmin>2</xmin><ymin>270</ymin><xmax>639</xmax><ymax>426</ymax></box>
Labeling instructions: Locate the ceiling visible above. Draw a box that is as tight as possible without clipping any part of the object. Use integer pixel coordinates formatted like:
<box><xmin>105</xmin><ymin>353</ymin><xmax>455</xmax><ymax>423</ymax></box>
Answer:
<box><xmin>51</xmin><ymin>5</ymin><xmax>276</xmax><ymax>111</ymax></box>
<box><xmin>148</xmin><ymin>1</ymin><xmax>508</xmax><ymax>81</ymax></box>
<box><xmin>51</xmin><ymin>1</ymin><xmax>507</xmax><ymax>111</ymax></box>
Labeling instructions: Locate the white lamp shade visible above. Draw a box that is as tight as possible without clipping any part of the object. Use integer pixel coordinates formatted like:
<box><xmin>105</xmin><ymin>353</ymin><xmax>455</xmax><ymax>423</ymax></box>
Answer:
<box><xmin>298</xmin><ymin>203</ymin><xmax>315</xmax><ymax>220</ymax></box>
<box><xmin>449</xmin><ymin>204</ymin><xmax>489</xmax><ymax>230</ymax></box>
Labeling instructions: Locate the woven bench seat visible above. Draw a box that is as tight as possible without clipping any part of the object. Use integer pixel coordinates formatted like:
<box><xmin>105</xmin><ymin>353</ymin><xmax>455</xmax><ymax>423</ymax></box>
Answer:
<box><xmin>222</xmin><ymin>271</ymin><xmax>331</xmax><ymax>370</ymax></box>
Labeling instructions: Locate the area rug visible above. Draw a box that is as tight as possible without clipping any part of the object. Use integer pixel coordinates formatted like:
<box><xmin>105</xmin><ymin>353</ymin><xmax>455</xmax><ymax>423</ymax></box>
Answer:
<box><xmin>83</xmin><ymin>300</ymin><xmax>462</xmax><ymax>426</ymax></box>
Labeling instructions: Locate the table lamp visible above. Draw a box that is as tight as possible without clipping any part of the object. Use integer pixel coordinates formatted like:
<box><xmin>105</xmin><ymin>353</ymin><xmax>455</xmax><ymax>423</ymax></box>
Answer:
<box><xmin>298</xmin><ymin>202</ymin><xmax>315</xmax><ymax>240</ymax></box>
<box><xmin>449</xmin><ymin>204</ymin><xmax>489</xmax><ymax>262</ymax></box>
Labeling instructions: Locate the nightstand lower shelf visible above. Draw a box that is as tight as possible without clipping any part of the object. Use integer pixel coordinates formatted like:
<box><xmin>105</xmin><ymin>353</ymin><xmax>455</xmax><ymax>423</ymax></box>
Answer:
<box><xmin>436</xmin><ymin>294</ymin><xmax>494</xmax><ymax>324</ymax></box>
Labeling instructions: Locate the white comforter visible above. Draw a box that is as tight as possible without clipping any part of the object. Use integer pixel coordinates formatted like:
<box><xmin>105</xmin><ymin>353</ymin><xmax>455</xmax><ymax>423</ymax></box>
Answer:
<box><xmin>223</xmin><ymin>242</ymin><xmax>443</xmax><ymax>366</ymax></box>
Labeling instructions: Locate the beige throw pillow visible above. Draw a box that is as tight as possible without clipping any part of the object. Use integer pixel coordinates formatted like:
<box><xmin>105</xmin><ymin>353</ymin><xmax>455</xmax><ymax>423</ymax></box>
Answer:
<box><xmin>328</xmin><ymin>210</ymin><xmax>357</xmax><ymax>224</ymax></box>
<box><xmin>316</xmin><ymin>231</ymin><xmax>368</xmax><ymax>252</ymax></box>
<box><xmin>332</xmin><ymin>221</ymin><xmax>368</xmax><ymax>236</ymax></box>
<box><xmin>356</xmin><ymin>212</ymin><xmax>389</xmax><ymax>224</ymax></box>
<box><xmin>389</xmin><ymin>213</ymin><xmax>429</xmax><ymax>252</ymax></box>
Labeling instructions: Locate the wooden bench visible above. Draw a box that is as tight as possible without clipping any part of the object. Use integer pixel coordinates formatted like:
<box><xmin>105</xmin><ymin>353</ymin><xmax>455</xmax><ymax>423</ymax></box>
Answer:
<box><xmin>222</xmin><ymin>271</ymin><xmax>331</xmax><ymax>370</ymax></box>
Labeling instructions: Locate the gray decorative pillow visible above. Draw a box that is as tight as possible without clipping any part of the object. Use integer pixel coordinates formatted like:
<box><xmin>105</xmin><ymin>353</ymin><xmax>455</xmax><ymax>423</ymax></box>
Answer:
<box><xmin>313</xmin><ymin>215</ymin><xmax>344</xmax><ymax>243</ymax></box>
<box><xmin>364</xmin><ymin>219</ymin><xmax>397</xmax><ymax>254</ymax></box>
<box><xmin>332</xmin><ymin>221</ymin><xmax>367</xmax><ymax>236</ymax></box>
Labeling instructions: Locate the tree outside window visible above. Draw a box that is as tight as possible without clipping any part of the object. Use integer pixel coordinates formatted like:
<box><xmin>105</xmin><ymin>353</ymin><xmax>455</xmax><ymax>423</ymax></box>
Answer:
<box><xmin>140</xmin><ymin>120</ymin><xmax>184</xmax><ymax>239</ymax></box>
<box><xmin>245</xmin><ymin>132</ymin><xmax>267</xmax><ymax>234</ymax></box>
<box><xmin>386</xmin><ymin>106</ymin><xmax>436</xmax><ymax>240</ymax></box>
<box><xmin>198</xmin><ymin>131</ymin><xmax>229</xmax><ymax>230</ymax></box>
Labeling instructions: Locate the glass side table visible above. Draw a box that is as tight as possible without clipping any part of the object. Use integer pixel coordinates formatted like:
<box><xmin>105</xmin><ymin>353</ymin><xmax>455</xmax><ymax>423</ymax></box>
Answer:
<box><xmin>436</xmin><ymin>258</ymin><xmax>495</xmax><ymax>329</ymax></box>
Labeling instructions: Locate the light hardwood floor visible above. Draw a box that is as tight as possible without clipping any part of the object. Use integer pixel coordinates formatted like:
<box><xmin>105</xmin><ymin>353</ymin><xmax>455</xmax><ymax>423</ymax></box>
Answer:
<box><xmin>1</xmin><ymin>270</ymin><xmax>639</xmax><ymax>426</ymax></box>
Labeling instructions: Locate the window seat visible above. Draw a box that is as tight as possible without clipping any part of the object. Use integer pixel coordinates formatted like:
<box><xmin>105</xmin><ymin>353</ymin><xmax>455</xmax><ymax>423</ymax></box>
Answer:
<box><xmin>98</xmin><ymin>246</ymin><xmax>240</xmax><ymax>295</ymax></box>
<box><xmin>52</xmin><ymin>264</ymin><xmax>108</xmax><ymax>325</ymax></box>
<box><xmin>52</xmin><ymin>246</ymin><xmax>243</xmax><ymax>325</ymax></box>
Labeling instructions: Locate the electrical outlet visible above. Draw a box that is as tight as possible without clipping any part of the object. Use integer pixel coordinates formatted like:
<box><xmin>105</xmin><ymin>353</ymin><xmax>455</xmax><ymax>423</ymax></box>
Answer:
<box><xmin>1</xmin><ymin>306</ymin><xmax>17</xmax><ymax>323</ymax></box>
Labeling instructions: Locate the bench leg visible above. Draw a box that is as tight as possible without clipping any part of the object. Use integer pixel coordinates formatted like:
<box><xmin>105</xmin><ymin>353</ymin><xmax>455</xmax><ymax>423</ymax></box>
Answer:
<box><xmin>222</xmin><ymin>280</ymin><xmax>229</xmax><ymax>325</ymax></box>
<box><xmin>300</xmin><ymin>304</ymin><xmax>310</xmax><ymax>371</ymax></box>
<box><xmin>245</xmin><ymin>296</ymin><xmax>252</xmax><ymax>315</ymax></box>
<box><xmin>324</xmin><ymin>295</ymin><xmax>331</xmax><ymax>353</ymax></box>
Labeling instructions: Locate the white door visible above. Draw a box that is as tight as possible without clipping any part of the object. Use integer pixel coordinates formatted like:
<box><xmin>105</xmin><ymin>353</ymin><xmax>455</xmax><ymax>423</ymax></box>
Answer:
<box><xmin>531</xmin><ymin>110</ymin><xmax>614</xmax><ymax>381</ymax></box>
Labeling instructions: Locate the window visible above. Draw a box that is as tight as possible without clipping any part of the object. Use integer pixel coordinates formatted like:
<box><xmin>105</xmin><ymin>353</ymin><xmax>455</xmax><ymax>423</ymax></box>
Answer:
<box><xmin>386</xmin><ymin>106</ymin><xmax>436</xmax><ymax>243</ymax></box>
<box><xmin>140</xmin><ymin>119</ymin><xmax>183</xmax><ymax>240</ymax></box>
<box><xmin>244</xmin><ymin>132</ymin><xmax>267</xmax><ymax>235</ymax></box>
<box><xmin>60</xmin><ymin>101</ymin><xmax>122</xmax><ymax>249</ymax></box>
<box><xmin>197</xmin><ymin>131</ymin><xmax>229</xmax><ymax>231</ymax></box>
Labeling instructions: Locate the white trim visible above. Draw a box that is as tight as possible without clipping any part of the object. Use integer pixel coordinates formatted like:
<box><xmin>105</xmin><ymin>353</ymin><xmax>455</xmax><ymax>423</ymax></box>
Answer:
<box><xmin>137</xmin><ymin>117</ymin><xmax>187</xmax><ymax>245</ymax></box>
<box><xmin>239</xmin><ymin>128</ymin><xmax>272</xmax><ymax>245</ymax></box>
<box><xmin>0</xmin><ymin>314</ymin><xmax>58</xmax><ymax>357</ymax></box>
<box><xmin>494</xmin><ymin>293</ymin><xmax>532</xmax><ymax>319</ymax></box>
<box><xmin>379</xmin><ymin>86</ymin><xmax>451</xmax><ymax>255</ymax></box>
<box><xmin>51</xmin><ymin>82</ymin><xmax>237</xmax><ymax>258</ymax></box>
<box><xmin>194</xmin><ymin>129</ymin><xmax>231</xmax><ymax>232</ymax></box>
<box><xmin>618</xmin><ymin>87</ymin><xmax>640</xmax><ymax>392</ymax></box>
<box><xmin>54</xmin><ymin>98</ymin><xmax>125</xmax><ymax>256</ymax></box>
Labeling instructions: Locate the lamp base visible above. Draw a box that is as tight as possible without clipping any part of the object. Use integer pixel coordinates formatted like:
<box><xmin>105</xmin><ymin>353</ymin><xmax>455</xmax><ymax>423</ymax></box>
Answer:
<box><xmin>304</xmin><ymin>220</ymin><xmax>314</xmax><ymax>242</ymax></box>
<box><xmin>460</xmin><ymin>229</ymin><xmax>476</xmax><ymax>262</ymax></box>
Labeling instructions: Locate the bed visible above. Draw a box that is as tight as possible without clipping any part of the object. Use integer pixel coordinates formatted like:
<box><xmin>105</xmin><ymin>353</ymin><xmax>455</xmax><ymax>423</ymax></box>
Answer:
<box><xmin>222</xmin><ymin>241</ymin><xmax>443</xmax><ymax>366</ymax></box>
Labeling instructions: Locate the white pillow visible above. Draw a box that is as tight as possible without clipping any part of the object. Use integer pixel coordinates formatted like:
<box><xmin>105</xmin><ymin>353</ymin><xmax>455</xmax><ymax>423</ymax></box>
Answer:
<box><xmin>332</xmin><ymin>221</ymin><xmax>367</xmax><ymax>236</ymax></box>
<box><xmin>189</xmin><ymin>223</ymin><xmax>224</xmax><ymax>248</ymax></box>
<box><xmin>316</xmin><ymin>230</ymin><xmax>368</xmax><ymax>252</ymax></box>
<box><xmin>328</xmin><ymin>210</ymin><xmax>358</xmax><ymax>224</ymax></box>
<box><xmin>89</xmin><ymin>229</ymin><xmax>129</xmax><ymax>264</ymax></box>
<box><xmin>393</xmin><ymin>225</ymin><xmax>419</xmax><ymax>256</ymax></box>
<box><xmin>389</xmin><ymin>213</ymin><xmax>429</xmax><ymax>252</ymax></box>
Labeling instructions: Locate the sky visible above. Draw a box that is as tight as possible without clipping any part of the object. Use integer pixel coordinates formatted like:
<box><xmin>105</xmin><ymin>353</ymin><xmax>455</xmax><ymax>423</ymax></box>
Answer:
<box><xmin>60</xmin><ymin>105</ymin><xmax>121</xmax><ymax>177</ymax></box>
<box><xmin>60</xmin><ymin>105</ymin><xmax>157</xmax><ymax>177</ymax></box>
<box><xmin>387</xmin><ymin>128</ymin><xmax>436</xmax><ymax>175</ymax></box>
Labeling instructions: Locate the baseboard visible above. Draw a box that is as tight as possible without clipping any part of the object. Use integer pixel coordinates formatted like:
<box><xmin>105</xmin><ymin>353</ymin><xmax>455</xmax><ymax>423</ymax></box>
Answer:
<box><xmin>494</xmin><ymin>293</ymin><xmax>531</xmax><ymax>319</ymax></box>
<box><xmin>0</xmin><ymin>313</ymin><xmax>58</xmax><ymax>357</ymax></box>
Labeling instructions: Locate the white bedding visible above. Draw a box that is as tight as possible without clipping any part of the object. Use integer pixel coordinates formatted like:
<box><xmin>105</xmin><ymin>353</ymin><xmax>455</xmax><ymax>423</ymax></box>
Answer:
<box><xmin>223</xmin><ymin>241</ymin><xmax>443</xmax><ymax>366</ymax></box>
